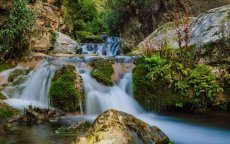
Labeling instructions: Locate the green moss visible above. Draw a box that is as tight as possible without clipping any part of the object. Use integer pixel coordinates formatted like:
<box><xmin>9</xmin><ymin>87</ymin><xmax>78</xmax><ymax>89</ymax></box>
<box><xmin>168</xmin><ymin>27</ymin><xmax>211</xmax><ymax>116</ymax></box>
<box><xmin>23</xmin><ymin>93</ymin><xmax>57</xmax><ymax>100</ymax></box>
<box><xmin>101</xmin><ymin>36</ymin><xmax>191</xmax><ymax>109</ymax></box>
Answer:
<box><xmin>49</xmin><ymin>65</ymin><xmax>82</xmax><ymax>112</ymax></box>
<box><xmin>0</xmin><ymin>93</ymin><xmax>7</xmax><ymax>100</ymax></box>
<box><xmin>8</xmin><ymin>69</ymin><xmax>30</xmax><ymax>82</ymax></box>
<box><xmin>0</xmin><ymin>63</ymin><xmax>13</xmax><ymax>72</ymax></box>
<box><xmin>89</xmin><ymin>59</ymin><xmax>114</xmax><ymax>86</ymax></box>
<box><xmin>75</xmin><ymin>31</ymin><xmax>103</xmax><ymax>43</ymax></box>
<box><xmin>0</xmin><ymin>102</ymin><xmax>19</xmax><ymax>119</ymax></box>
<box><xmin>188</xmin><ymin>65</ymin><xmax>223</xmax><ymax>112</ymax></box>
<box><xmin>50</xmin><ymin>31</ymin><xmax>58</xmax><ymax>46</ymax></box>
<box><xmin>132</xmin><ymin>58</ymin><xmax>184</xmax><ymax>111</ymax></box>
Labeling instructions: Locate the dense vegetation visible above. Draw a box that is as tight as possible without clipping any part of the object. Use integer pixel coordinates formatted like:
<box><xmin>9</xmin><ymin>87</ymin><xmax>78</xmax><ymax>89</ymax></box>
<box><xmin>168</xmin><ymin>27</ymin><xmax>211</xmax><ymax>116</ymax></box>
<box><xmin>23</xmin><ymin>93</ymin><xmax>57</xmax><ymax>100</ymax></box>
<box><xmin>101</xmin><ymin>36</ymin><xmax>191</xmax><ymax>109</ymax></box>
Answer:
<box><xmin>0</xmin><ymin>0</ymin><xmax>34</xmax><ymax>62</ymax></box>
<box><xmin>62</xmin><ymin>0</ymin><xmax>108</xmax><ymax>42</ymax></box>
<box><xmin>133</xmin><ymin>40</ymin><xmax>229</xmax><ymax>112</ymax></box>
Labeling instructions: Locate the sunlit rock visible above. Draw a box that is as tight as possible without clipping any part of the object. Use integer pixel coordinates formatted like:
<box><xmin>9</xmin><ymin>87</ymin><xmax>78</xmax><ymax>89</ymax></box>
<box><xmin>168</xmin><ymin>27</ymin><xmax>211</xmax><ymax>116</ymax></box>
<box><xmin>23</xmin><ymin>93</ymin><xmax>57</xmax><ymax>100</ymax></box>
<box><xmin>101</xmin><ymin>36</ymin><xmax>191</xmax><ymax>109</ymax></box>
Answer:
<box><xmin>71</xmin><ymin>109</ymin><xmax>170</xmax><ymax>144</ymax></box>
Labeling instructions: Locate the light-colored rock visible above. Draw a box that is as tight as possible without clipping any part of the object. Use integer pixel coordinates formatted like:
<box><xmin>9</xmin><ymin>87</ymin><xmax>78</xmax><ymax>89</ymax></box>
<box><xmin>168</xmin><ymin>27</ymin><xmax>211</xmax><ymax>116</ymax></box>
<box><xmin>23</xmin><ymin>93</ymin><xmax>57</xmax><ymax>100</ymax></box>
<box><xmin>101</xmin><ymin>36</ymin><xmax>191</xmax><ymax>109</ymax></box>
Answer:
<box><xmin>71</xmin><ymin>109</ymin><xmax>169</xmax><ymax>144</ymax></box>
<box><xmin>29</xmin><ymin>1</ymin><xmax>66</xmax><ymax>52</ymax></box>
<box><xmin>136</xmin><ymin>5</ymin><xmax>230</xmax><ymax>54</ymax></box>
<box><xmin>52</xmin><ymin>32</ymin><xmax>80</xmax><ymax>54</ymax></box>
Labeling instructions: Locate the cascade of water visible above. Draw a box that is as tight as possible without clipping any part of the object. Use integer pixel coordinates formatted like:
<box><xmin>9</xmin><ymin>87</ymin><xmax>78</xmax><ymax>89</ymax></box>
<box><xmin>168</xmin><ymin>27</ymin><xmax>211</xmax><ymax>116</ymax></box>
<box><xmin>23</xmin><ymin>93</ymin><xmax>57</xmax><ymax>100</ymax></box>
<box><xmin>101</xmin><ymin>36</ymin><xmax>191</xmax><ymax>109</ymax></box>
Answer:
<box><xmin>117</xmin><ymin>72</ymin><xmax>134</xmax><ymax>97</ymax></box>
<box><xmin>80</xmin><ymin>37</ymin><xmax>120</xmax><ymax>56</ymax></box>
<box><xmin>20</xmin><ymin>62</ymin><xmax>56</xmax><ymax>105</ymax></box>
<box><xmin>4</xmin><ymin>61</ymin><xmax>57</xmax><ymax>109</ymax></box>
<box><xmin>78</xmin><ymin>64</ymin><xmax>143</xmax><ymax>115</ymax></box>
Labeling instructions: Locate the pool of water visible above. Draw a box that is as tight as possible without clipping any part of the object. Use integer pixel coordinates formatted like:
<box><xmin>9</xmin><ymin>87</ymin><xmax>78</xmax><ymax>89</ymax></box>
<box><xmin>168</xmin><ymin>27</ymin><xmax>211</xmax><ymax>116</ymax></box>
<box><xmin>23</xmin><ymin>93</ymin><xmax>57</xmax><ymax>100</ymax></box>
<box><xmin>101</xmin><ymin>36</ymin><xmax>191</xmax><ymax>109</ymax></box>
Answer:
<box><xmin>1</xmin><ymin>112</ymin><xmax>230</xmax><ymax>144</ymax></box>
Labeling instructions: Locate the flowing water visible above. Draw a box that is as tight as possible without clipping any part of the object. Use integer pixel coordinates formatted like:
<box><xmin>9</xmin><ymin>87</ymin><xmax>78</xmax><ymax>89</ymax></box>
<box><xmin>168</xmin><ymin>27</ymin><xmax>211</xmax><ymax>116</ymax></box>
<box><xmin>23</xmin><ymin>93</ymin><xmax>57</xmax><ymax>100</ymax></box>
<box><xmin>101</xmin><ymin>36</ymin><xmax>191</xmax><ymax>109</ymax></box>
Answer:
<box><xmin>1</xmin><ymin>37</ymin><xmax>230</xmax><ymax>144</ymax></box>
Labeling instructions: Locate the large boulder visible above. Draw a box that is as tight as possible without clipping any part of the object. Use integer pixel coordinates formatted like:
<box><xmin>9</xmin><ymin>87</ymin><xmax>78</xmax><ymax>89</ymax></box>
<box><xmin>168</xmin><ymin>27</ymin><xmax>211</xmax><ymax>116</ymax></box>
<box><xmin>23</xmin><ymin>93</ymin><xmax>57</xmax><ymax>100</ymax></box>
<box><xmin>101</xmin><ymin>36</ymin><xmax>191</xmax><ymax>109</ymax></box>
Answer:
<box><xmin>120</xmin><ymin>0</ymin><xmax>229</xmax><ymax>52</ymax></box>
<box><xmin>135</xmin><ymin>5</ymin><xmax>230</xmax><ymax>54</ymax></box>
<box><xmin>52</xmin><ymin>32</ymin><xmax>80</xmax><ymax>54</ymax></box>
<box><xmin>29</xmin><ymin>1</ymin><xmax>67</xmax><ymax>52</ymax></box>
<box><xmin>71</xmin><ymin>109</ymin><xmax>170</xmax><ymax>144</ymax></box>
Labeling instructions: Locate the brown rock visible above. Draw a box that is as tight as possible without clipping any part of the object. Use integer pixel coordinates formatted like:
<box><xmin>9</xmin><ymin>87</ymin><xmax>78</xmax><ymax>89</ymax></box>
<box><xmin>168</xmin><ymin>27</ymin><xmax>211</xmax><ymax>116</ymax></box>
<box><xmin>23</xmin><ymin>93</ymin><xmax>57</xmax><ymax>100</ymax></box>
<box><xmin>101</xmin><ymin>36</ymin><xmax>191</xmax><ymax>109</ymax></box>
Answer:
<box><xmin>71</xmin><ymin>109</ymin><xmax>170</xmax><ymax>144</ymax></box>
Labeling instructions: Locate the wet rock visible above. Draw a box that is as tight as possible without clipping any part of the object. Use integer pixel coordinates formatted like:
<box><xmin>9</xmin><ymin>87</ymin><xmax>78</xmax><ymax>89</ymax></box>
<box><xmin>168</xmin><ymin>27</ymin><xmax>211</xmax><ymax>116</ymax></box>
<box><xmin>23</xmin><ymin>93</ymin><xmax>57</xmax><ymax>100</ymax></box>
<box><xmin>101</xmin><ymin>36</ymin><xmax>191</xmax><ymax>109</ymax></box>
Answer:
<box><xmin>56</xmin><ymin>121</ymin><xmax>91</xmax><ymax>134</ymax></box>
<box><xmin>9</xmin><ymin>105</ymin><xmax>64</xmax><ymax>126</ymax></box>
<box><xmin>52</xmin><ymin>32</ymin><xmax>80</xmax><ymax>54</ymax></box>
<box><xmin>71</xmin><ymin>109</ymin><xmax>170</xmax><ymax>144</ymax></box>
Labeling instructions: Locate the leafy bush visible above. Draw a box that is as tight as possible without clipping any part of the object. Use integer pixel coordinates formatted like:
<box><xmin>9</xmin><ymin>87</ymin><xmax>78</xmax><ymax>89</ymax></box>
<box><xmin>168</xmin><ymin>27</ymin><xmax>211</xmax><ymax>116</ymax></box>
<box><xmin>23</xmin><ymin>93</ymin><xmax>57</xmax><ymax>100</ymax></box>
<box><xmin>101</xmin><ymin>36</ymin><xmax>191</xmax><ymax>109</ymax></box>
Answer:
<box><xmin>145</xmin><ymin>56</ymin><xmax>173</xmax><ymax>85</ymax></box>
<box><xmin>62</xmin><ymin>0</ymin><xmax>108</xmax><ymax>37</ymax></box>
<box><xmin>188</xmin><ymin>65</ymin><xmax>223</xmax><ymax>111</ymax></box>
<box><xmin>0</xmin><ymin>0</ymin><xmax>34</xmax><ymax>62</ymax></box>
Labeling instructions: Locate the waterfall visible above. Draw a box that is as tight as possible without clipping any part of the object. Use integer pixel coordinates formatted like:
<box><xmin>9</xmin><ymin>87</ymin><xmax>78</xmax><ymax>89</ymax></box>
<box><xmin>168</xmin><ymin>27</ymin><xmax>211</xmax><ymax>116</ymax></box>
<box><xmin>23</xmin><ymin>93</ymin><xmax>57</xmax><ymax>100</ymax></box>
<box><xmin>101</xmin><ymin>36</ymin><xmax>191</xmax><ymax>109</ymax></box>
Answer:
<box><xmin>80</xmin><ymin>70</ymin><xmax>143</xmax><ymax>115</ymax></box>
<box><xmin>4</xmin><ymin>61</ymin><xmax>57</xmax><ymax>109</ymax></box>
<box><xmin>80</xmin><ymin>37</ymin><xmax>120</xmax><ymax>56</ymax></box>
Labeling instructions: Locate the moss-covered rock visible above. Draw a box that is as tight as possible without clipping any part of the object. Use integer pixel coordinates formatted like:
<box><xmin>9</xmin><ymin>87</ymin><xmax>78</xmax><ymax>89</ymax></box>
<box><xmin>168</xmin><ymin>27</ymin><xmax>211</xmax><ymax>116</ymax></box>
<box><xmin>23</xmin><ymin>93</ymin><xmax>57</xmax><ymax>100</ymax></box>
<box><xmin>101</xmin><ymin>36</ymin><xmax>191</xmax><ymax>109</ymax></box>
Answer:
<box><xmin>56</xmin><ymin>121</ymin><xmax>91</xmax><ymax>134</ymax></box>
<box><xmin>71</xmin><ymin>109</ymin><xmax>170</xmax><ymax>144</ymax></box>
<box><xmin>0</xmin><ymin>101</ymin><xmax>19</xmax><ymax>120</ymax></box>
<box><xmin>89</xmin><ymin>59</ymin><xmax>114</xmax><ymax>86</ymax></box>
<box><xmin>133</xmin><ymin>58</ymin><xmax>187</xmax><ymax>112</ymax></box>
<box><xmin>75</xmin><ymin>31</ymin><xmax>103</xmax><ymax>43</ymax></box>
<box><xmin>0</xmin><ymin>63</ymin><xmax>13</xmax><ymax>73</ymax></box>
<box><xmin>49</xmin><ymin>65</ymin><xmax>83</xmax><ymax>112</ymax></box>
<box><xmin>0</xmin><ymin>93</ymin><xmax>7</xmax><ymax>100</ymax></box>
<box><xmin>8</xmin><ymin>69</ymin><xmax>30</xmax><ymax>82</ymax></box>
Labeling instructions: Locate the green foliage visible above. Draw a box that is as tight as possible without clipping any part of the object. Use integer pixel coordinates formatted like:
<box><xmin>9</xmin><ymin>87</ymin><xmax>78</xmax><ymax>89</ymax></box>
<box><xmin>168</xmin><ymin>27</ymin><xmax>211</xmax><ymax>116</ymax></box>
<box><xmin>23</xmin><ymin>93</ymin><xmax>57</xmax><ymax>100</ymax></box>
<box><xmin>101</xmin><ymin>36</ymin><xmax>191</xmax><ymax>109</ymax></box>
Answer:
<box><xmin>49</xmin><ymin>65</ymin><xmax>81</xmax><ymax>112</ymax></box>
<box><xmin>0</xmin><ymin>63</ymin><xmax>14</xmax><ymax>72</ymax></box>
<box><xmin>188</xmin><ymin>65</ymin><xmax>223</xmax><ymax>112</ymax></box>
<box><xmin>89</xmin><ymin>59</ymin><xmax>114</xmax><ymax>86</ymax></box>
<box><xmin>0</xmin><ymin>0</ymin><xmax>34</xmax><ymax>61</ymax></box>
<box><xmin>145</xmin><ymin>56</ymin><xmax>173</xmax><ymax>85</ymax></box>
<box><xmin>62</xmin><ymin>0</ymin><xmax>108</xmax><ymax>37</ymax></box>
<box><xmin>105</xmin><ymin>0</ymin><xmax>152</xmax><ymax>34</ymax></box>
<box><xmin>50</xmin><ymin>31</ymin><xmax>58</xmax><ymax>46</ymax></box>
<box><xmin>76</xmin><ymin>31</ymin><xmax>103</xmax><ymax>43</ymax></box>
<box><xmin>188</xmin><ymin>65</ymin><xmax>222</xmax><ymax>100</ymax></box>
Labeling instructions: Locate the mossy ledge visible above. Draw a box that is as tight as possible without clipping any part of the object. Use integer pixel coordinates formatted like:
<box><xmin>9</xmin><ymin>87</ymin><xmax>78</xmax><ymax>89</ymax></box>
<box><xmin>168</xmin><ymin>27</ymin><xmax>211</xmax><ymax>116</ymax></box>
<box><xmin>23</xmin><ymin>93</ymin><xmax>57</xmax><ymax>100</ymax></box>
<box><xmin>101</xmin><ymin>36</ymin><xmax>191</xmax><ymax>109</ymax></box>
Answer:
<box><xmin>0</xmin><ymin>101</ymin><xmax>20</xmax><ymax>120</ymax></box>
<box><xmin>89</xmin><ymin>58</ymin><xmax>114</xmax><ymax>86</ymax></box>
<box><xmin>49</xmin><ymin>65</ymin><xmax>83</xmax><ymax>112</ymax></box>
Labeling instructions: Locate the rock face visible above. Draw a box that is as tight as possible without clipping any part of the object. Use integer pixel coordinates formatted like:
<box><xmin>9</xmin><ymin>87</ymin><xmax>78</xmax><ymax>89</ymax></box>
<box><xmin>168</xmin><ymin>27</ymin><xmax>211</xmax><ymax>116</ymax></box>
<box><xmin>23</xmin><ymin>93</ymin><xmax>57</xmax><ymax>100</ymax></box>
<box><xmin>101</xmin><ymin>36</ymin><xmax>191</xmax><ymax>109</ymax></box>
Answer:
<box><xmin>52</xmin><ymin>32</ymin><xmax>80</xmax><ymax>54</ymax></box>
<box><xmin>29</xmin><ymin>1</ymin><xmax>64</xmax><ymax>52</ymax></box>
<box><xmin>71</xmin><ymin>109</ymin><xmax>170</xmax><ymax>144</ymax></box>
<box><xmin>120</xmin><ymin>0</ymin><xmax>229</xmax><ymax>52</ymax></box>
<box><xmin>135</xmin><ymin>5</ymin><xmax>230</xmax><ymax>54</ymax></box>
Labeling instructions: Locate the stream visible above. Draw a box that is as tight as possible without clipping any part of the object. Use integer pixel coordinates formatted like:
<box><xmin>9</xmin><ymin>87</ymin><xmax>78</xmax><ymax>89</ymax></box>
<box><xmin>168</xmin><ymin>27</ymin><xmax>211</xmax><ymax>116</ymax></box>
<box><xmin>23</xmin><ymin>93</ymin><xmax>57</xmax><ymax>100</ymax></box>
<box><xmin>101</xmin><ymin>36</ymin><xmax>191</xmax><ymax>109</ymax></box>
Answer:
<box><xmin>1</xmin><ymin>37</ymin><xmax>230</xmax><ymax>144</ymax></box>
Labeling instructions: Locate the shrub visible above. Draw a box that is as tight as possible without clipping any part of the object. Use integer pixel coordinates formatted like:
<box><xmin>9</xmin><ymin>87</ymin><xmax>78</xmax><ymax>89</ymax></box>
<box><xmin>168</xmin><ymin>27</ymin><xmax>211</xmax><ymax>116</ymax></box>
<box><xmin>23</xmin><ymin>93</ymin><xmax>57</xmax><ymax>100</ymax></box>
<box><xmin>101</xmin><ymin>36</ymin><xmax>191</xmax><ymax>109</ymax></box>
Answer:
<box><xmin>0</xmin><ymin>0</ymin><xmax>34</xmax><ymax>62</ymax></box>
<box><xmin>145</xmin><ymin>56</ymin><xmax>173</xmax><ymax>85</ymax></box>
<box><xmin>188</xmin><ymin>65</ymin><xmax>223</xmax><ymax>111</ymax></box>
